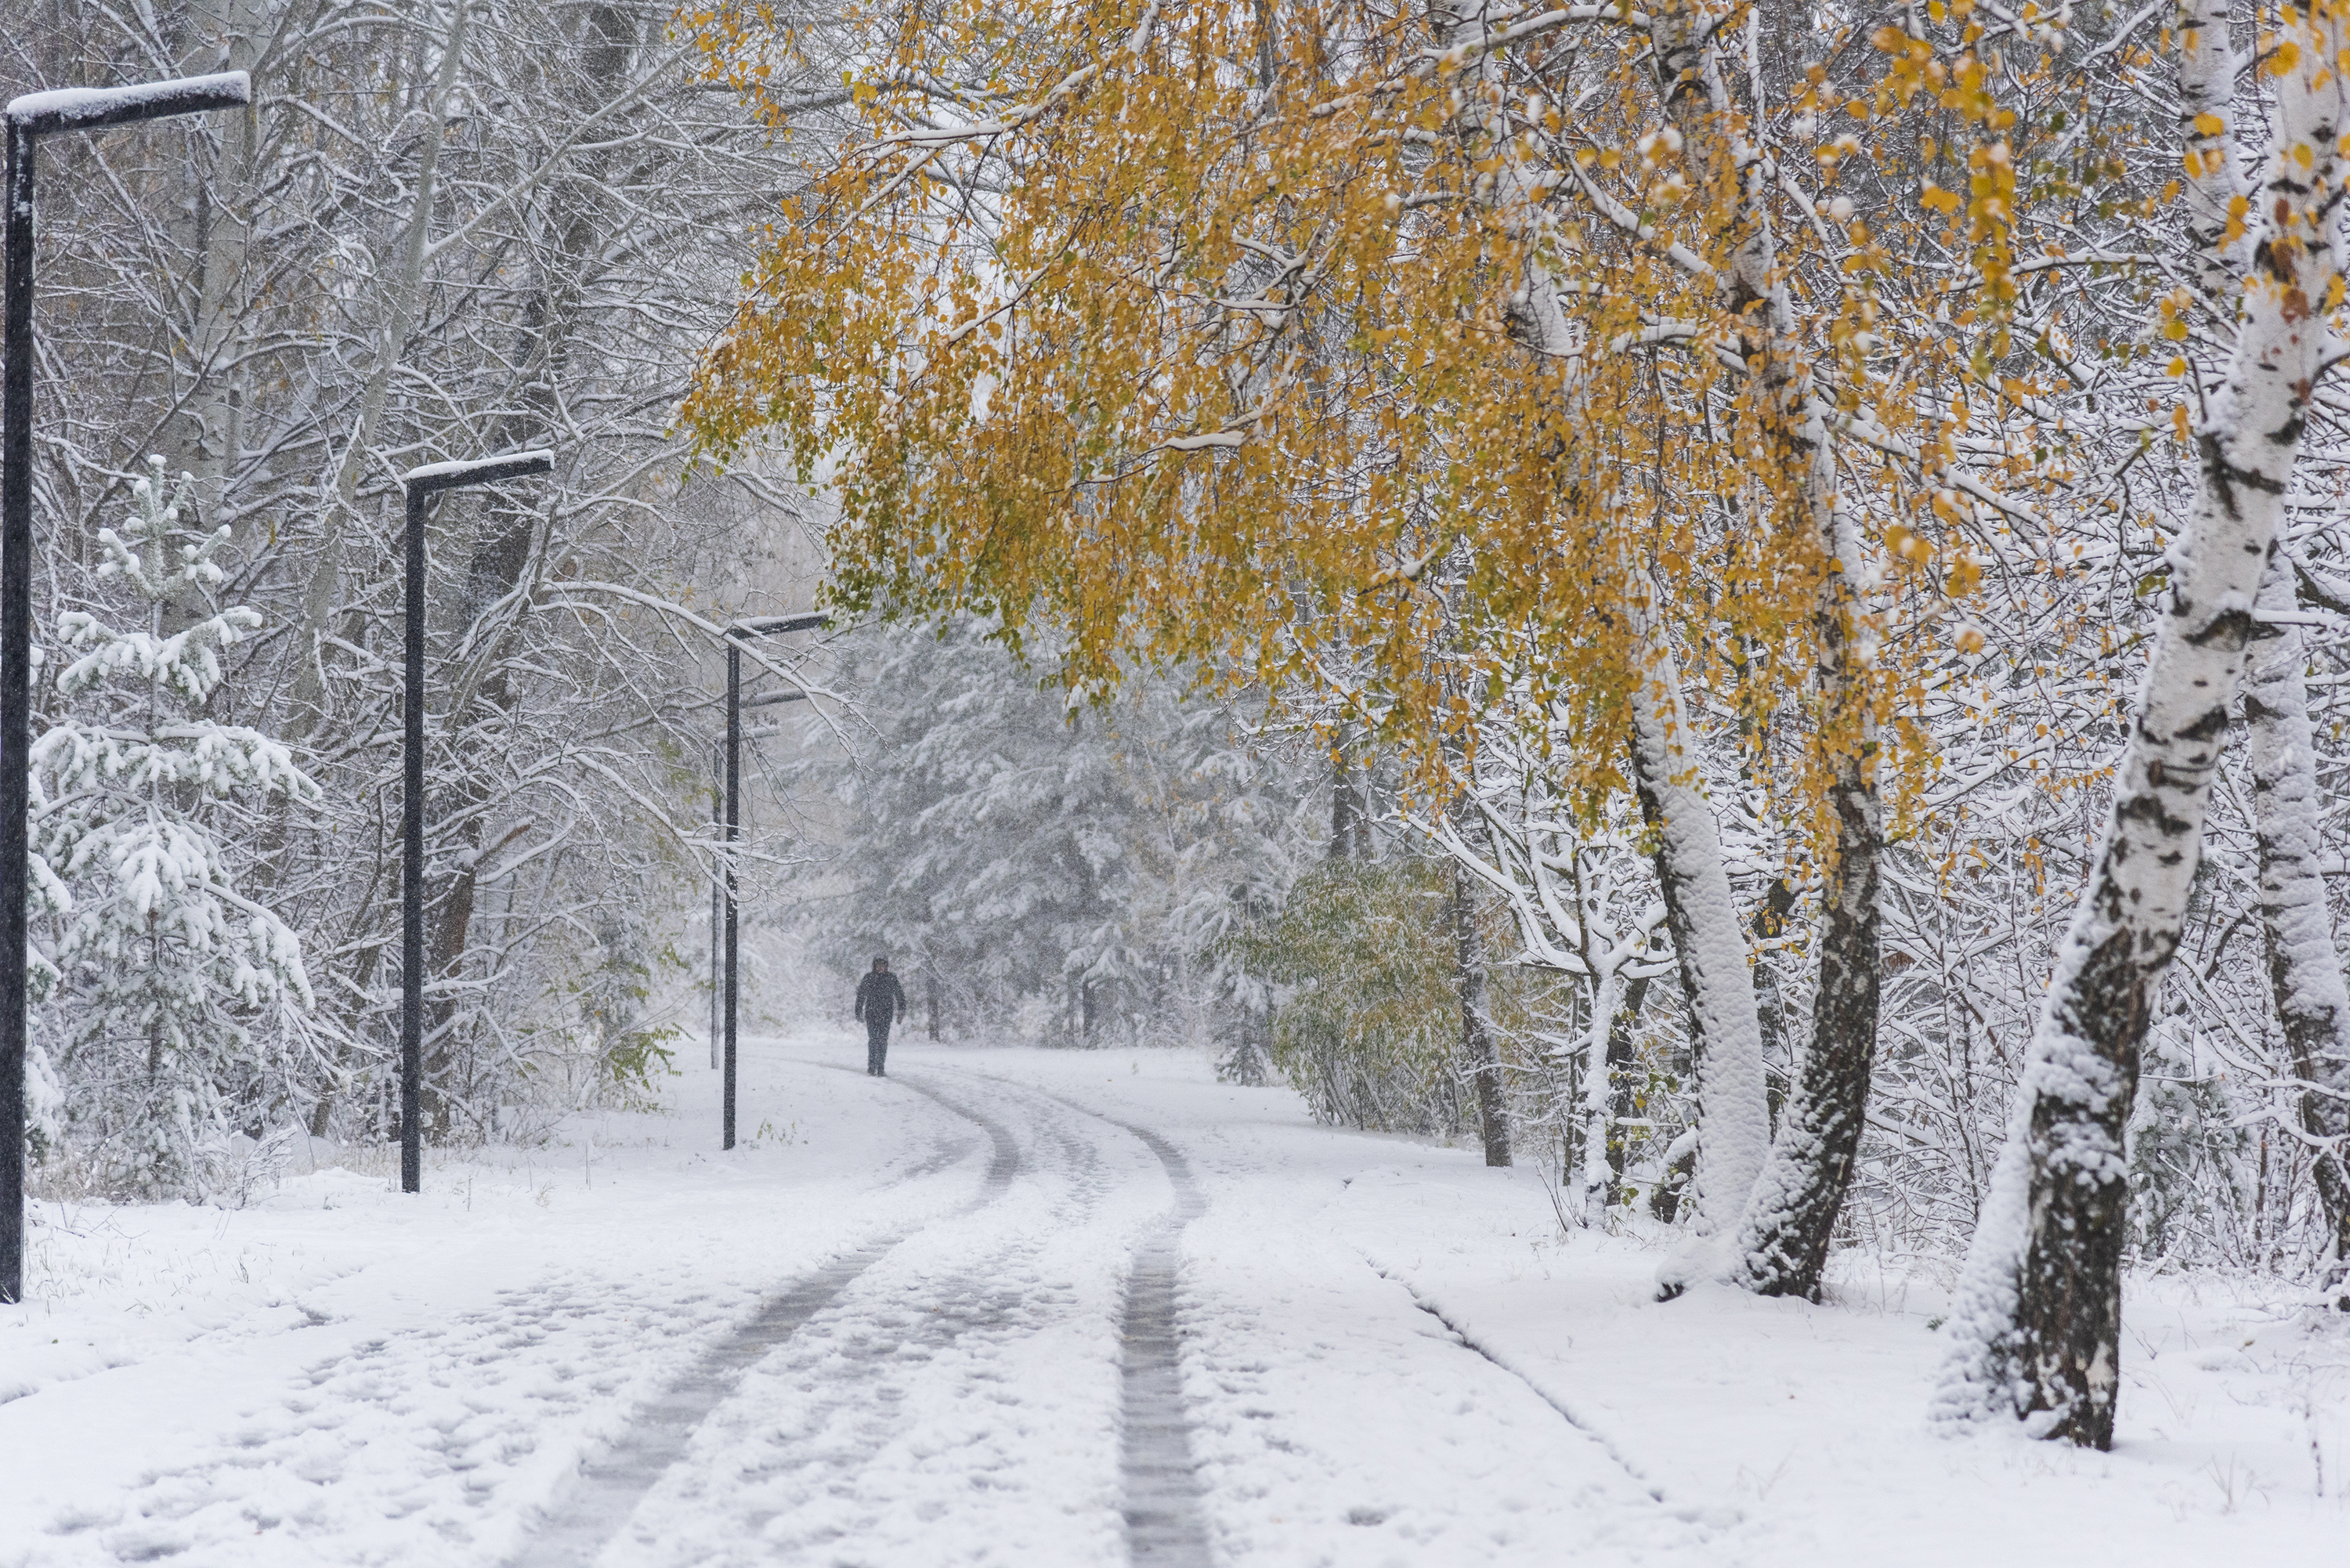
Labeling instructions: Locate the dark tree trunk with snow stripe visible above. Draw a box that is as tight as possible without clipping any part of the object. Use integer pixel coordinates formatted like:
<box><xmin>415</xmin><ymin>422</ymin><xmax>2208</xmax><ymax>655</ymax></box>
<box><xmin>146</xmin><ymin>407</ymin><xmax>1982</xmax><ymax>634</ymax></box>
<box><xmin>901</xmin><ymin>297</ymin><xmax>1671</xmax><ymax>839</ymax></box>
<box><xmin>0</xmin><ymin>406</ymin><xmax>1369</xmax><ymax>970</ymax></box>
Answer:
<box><xmin>1733</xmin><ymin>762</ymin><xmax>1882</xmax><ymax>1299</ymax></box>
<box><xmin>1605</xmin><ymin>974</ymin><xmax>1650</xmax><ymax>1188</ymax></box>
<box><xmin>1452</xmin><ymin>859</ymin><xmax>1510</xmax><ymax>1168</ymax></box>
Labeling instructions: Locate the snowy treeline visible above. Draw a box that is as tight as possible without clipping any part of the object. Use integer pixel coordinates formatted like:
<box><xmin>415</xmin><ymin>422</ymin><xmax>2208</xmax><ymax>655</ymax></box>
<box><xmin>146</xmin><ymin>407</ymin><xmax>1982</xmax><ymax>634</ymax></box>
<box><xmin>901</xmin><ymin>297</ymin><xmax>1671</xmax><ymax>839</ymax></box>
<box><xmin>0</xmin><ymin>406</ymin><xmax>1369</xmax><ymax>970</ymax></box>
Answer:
<box><xmin>5</xmin><ymin>0</ymin><xmax>841</xmax><ymax>1188</ymax></box>
<box><xmin>777</xmin><ymin>619</ymin><xmax>1318</xmax><ymax>1047</ymax></box>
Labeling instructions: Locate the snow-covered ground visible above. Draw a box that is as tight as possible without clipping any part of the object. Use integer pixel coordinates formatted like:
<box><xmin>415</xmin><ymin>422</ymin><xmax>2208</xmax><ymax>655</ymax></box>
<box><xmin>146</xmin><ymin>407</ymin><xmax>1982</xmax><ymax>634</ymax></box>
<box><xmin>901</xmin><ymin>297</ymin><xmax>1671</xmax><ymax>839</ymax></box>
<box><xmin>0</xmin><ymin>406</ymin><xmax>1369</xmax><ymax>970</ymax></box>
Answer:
<box><xmin>2</xmin><ymin>1035</ymin><xmax>2345</xmax><ymax>1566</ymax></box>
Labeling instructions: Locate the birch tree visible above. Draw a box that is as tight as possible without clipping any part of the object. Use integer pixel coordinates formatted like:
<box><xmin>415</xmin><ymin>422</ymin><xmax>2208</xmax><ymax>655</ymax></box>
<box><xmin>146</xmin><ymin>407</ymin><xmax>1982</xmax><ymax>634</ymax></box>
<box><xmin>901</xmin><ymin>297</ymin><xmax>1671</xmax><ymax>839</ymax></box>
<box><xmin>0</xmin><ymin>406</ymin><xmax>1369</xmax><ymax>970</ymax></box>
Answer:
<box><xmin>1934</xmin><ymin>0</ymin><xmax>2350</xmax><ymax>1447</ymax></box>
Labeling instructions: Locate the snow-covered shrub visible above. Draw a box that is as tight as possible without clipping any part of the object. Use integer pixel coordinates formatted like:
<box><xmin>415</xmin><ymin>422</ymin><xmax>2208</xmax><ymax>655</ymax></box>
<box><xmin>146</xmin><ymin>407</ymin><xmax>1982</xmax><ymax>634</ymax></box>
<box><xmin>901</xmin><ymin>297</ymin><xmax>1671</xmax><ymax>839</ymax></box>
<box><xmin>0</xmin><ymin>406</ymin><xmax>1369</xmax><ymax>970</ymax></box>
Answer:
<box><xmin>31</xmin><ymin>459</ymin><xmax>324</xmax><ymax>1200</ymax></box>
<box><xmin>573</xmin><ymin>909</ymin><xmax>680</xmax><ymax>1104</ymax></box>
<box><xmin>1228</xmin><ymin>861</ymin><xmax>1476</xmax><ymax>1137</ymax></box>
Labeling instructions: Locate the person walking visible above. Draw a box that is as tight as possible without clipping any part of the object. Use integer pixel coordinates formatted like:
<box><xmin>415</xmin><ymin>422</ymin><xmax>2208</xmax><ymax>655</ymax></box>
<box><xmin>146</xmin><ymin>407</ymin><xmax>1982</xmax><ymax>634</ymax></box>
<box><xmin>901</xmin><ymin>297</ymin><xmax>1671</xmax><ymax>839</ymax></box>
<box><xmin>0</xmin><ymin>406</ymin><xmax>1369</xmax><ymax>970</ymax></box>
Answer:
<box><xmin>855</xmin><ymin>956</ymin><xmax>908</xmax><ymax>1076</ymax></box>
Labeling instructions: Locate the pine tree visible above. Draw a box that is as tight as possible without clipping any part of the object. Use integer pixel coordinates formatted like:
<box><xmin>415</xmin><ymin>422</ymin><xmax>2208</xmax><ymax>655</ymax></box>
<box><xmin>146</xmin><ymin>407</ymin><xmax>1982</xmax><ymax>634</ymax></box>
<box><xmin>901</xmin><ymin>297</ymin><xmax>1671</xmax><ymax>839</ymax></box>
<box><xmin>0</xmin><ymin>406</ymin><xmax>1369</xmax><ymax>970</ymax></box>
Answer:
<box><xmin>32</xmin><ymin>458</ymin><xmax>322</xmax><ymax>1198</ymax></box>
<box><xmin>785</xmin><ymin>618</ymin><xmax>1310</xmax><ymax>1043</ymax></box>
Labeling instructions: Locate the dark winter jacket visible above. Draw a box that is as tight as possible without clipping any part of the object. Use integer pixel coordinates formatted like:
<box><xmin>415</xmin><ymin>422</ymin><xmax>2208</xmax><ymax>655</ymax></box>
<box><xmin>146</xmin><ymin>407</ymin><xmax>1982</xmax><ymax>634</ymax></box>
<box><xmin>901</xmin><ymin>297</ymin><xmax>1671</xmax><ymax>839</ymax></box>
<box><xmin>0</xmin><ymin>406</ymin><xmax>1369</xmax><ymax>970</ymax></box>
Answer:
<box><xmin>856</xmin><ymin>970</ymin><xmax>908</xmax><ymax>1028</ymax></box>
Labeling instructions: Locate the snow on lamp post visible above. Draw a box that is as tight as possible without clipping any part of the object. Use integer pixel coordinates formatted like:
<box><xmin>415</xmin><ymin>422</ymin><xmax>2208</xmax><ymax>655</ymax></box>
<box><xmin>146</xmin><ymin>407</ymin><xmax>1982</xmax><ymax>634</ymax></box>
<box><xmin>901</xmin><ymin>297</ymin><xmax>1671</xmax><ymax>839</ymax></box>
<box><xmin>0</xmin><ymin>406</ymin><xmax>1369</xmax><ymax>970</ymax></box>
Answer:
<box><xmin>2</xmin><ymin>71</ymin><xmax>251</xmax><ymax>1305</ymax></box>
<box><xmin>396</xmin><ymin>452</ymin><xmax>551</xmax><ymax>1195</ymax></box>
<box><xmin>718</xmin><ymin>613</ymin><xmax>823</xmax><ymax>1151</ymax></box>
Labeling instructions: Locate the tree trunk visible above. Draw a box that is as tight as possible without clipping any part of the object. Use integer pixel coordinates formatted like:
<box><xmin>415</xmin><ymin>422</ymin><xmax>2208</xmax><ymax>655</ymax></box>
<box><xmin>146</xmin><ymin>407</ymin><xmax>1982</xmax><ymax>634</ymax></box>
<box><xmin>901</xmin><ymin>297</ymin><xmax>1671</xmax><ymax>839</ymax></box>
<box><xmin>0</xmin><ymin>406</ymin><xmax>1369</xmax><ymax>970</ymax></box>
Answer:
<box><xmin>2175</xmin><ymin>0</ymin><xmax>2243</xmax><ymax>305</ymax></box>
<box><xmin>1732</xmin><ymin>721</ymin><xmax>1881</xmax><ymax>1296</ymax></box>
<box><xmin>1329</xmin><ymin>727</ymin><xmax>1364</xmax><ymax>860</ymax></box>
<box><xmin>419</xmin><ymin>2</ymin><xmax>633</xmax><ymax>1118</ymax></box>
<box><xmin>1452</xmin><ymin>858</ymin><xmax>1511</xmax><ymax>1167</ymax></box>
<box><xmin>161</xmin><ymin>0</ymin><xmax>270</xmax><ymax>526</ymax></box>
<box><xmin>1730</xmin><ymin>771</ymin><xmax>1879</xmax><ymax>1298</ymax></box>
<box><xmin>2247</xmin><ymin>555</ymin><xmax>2350</xmax><ymax>1303</ymax></box>
<box><xmin>284</xmin><ymin>0</ymin><xmax>472</xmax><ymax>740</ymax></box>
<box><xmin>1629</xmin><ymin>630</ymin><xmax>1771</xmax><ymax>1292</ymax></box>
<box><xmin>1647</xmin><ymin>0</ymin><xmax>1885</xmax><ymax>1300</ymax></box>
<box><xmin>2174</xmin><ymin>0</ymin><xmax>2349</xmax><ymax>1309</ymax></box>
<box><xmin>1578</xmin><ymin>962</ymin><xmax>1620</xmax><ymax>1216</ymax></box>
<box><xmin>1605</xmin><ymin>974</ymin><xmax>1650</xmax><ymax>1188</ymax></box>
<box><xmin>1935</xmin><ymin>13</ymin><xmax>2350</xmax><ymax>1446</ymax></box>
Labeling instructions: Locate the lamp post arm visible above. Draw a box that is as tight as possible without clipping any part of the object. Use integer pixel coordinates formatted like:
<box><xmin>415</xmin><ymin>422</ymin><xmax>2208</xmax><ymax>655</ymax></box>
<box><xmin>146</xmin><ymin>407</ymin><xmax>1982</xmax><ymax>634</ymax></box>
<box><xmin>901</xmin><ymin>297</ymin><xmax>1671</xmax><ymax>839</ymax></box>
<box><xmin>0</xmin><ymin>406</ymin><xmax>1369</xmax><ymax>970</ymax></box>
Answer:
<box><xmin>398</xmin><ymin>450</ymin><xmax>553</xmax><ymax>493</ymax></box>
<box><xmin>5</xmin><ymin>73</ymin><xmax>250</xmax><ymax>135</ymax></box>
<box><xmin>728</xmin><ymin>612</ymin><xmax>830</xmax><ymax>638</ymax></box>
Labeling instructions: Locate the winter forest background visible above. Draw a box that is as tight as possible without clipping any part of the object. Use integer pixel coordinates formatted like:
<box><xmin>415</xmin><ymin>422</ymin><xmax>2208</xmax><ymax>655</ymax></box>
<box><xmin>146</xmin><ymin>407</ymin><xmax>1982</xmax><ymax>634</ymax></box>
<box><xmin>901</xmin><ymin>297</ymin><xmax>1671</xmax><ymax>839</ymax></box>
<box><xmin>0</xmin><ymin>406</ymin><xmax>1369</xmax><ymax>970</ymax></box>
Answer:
<box><xmin>13</xmin><ymin>0</ymin><xmax>2350</xmax><ymax>1446</ymax></box>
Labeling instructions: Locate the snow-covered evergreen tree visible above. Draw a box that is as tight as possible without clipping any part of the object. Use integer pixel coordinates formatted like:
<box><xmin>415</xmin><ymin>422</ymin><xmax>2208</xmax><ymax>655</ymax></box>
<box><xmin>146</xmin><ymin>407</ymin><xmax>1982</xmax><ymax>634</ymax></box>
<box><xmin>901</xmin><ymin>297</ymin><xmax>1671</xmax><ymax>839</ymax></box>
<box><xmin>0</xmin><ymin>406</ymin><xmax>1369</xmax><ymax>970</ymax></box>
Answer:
<box><xmin>781</xmin><ymin>617</ymin><xmax>1314</xmax><ymax>1044</ymax></box>
<box><xmin>31</xmin><ymin>458</ymin><xmax>321</xmax><ymax>1198</ymax></box>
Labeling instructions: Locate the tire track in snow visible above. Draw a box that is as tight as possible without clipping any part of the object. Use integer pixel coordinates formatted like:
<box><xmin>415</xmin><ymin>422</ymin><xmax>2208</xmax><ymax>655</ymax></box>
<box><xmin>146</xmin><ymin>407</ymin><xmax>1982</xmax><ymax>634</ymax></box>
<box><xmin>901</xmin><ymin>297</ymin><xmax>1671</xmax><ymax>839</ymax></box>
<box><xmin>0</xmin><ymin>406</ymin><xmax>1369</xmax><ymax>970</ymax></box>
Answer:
<box><xmin>602</xmin><ymin>1068</ymin><xmax>1129</xmax><ymax>1566</ymax></box>
<box><xmin>932</xmin><ymin>1071</ymin><xmax>1214</xmax><ymax>1566</ymax></box>
<box><xmin>511</xmin><ymin>1072</ymin><xmax>1022</xmax><ymax>1568</ymax></box>
<box><xmin>1111</xmin><ymin>1122</ymin><xmax>1211</xmax><ymax>1566</ymax></box>
<box><xmin>725</xmin><ymin>1113</ymin><xmax>1111</xmax><ymax>1552</ymax></box>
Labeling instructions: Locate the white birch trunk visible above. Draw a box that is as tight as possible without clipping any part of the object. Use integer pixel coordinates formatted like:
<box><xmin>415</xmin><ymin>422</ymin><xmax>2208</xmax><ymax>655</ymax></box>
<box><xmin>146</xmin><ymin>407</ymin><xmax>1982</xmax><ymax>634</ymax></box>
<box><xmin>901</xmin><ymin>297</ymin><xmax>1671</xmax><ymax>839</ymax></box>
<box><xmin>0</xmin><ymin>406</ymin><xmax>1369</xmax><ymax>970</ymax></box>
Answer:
<box><xmin>2175</xmin><ymin>0</ymin><xmax>2245</xmax><ymax>303</ymax></box>
<box><xmin>2246</xmin><ymin>555</ymin><xmax>2350</xmax><ymax>1297</ymax></box>
<box><xmin>1934</xmin><ymin>5</ymin><xmax>2350</xmax><ymax>1446</ymax></box>
<box><xmin>1650</xmin><ymin>0</ymin><xmax>1884</xmax><ymax>1299</ymax></box>
<box><xmin>2201</xmin><ymin>0</ymin><xmax>2350</xmax><ymax>1306</ymax></box>
<box><xmin>1630</xmin><ymin>623</ymin><xmax>1772</xmax><ymax>1294</ymax></box>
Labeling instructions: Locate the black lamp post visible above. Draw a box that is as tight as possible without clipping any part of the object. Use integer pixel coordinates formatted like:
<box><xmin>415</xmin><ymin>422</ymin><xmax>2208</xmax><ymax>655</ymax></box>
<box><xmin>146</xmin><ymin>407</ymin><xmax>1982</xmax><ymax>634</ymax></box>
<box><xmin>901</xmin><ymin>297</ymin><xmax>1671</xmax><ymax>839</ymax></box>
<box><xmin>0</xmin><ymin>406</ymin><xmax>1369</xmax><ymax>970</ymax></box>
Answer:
<box><xmin>718</xmin><ymin>613</ymin><xmax>823</xmax><ymax>1151</ymax></box>
<box><xmin>2</xmin><ymin>71</ymin><xmax>252</xmax><ymax>1305</ymax></box>
<box><xmin>396</xmin><ymin>451</ymin><xmax>551</xmax><ymax>1194</ymax></box>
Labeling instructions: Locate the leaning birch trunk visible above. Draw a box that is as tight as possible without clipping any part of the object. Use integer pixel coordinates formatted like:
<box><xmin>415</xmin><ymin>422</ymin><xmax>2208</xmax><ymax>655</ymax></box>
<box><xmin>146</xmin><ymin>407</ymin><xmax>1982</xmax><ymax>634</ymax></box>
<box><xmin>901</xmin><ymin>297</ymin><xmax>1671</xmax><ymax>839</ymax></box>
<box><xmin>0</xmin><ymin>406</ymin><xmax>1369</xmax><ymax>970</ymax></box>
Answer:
<box><xmin>1444</xmin><ymin>0</ymin><xmax>1765</xmax><ymax>1228</ymax></box>
<box><xmin>1629</xmin><ymin>621</ymin><xmax>1772</xmax><ymax>1295</ymax></box>
<box><xmin>1650</xmin><ymin>0</ymin><xmax>1884</xmax><ymax>1299</ymax></box>
<box><xmin>1933</xmin><ymin>7</ymin><xmax>2350</xmax><ymax>1447</ymax></box>
<box><xmin>2247</xmin><ymin>554</ymin><xmax>2350</xmax><ymax>1302</ymax></box>
<box><xmin>1726</xmin><ymin>300</ymin><xmax>1882</xmax><ymax>1301</ymax></box>
<box><xmin>1729</xmin><ymin>345</ymin><xmax>1882</xmax><ymax>1296</ymax></box>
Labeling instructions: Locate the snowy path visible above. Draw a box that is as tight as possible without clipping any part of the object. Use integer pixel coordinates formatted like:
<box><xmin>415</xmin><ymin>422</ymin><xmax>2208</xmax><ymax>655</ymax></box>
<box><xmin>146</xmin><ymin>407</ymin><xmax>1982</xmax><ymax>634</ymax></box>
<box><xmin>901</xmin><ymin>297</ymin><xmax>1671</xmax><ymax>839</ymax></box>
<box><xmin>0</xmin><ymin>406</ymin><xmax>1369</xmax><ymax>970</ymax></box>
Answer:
<box><xmin>566</xmin><ymin>1063</ymin><xmax>1177</xmax><ymax>1566</ymax></box>
<box><xmin>5</xmin><ymin>1037</ymin><xmax>2347</xmax><ymax>1566</ymax></box>
<box><xmin>513</xmin><ymin>1068</ymin><xmax>1027</xmax><ymax>1566</ymax></box>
